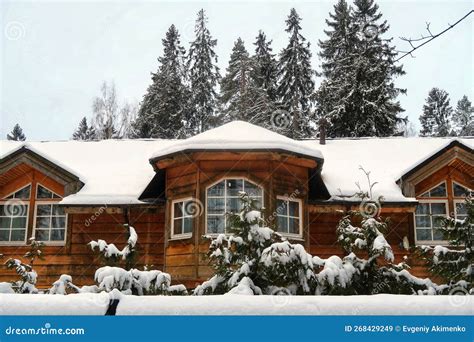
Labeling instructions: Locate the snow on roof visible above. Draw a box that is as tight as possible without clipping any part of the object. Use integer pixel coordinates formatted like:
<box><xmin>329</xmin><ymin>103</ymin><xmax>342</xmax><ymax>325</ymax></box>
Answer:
<box><xmin>0</xmin><ymin>139</ymin><xmax>175</xmax><ymax>205</ymax></box>
<box><xmin>300</xmin><ymin>137</ymin><xmax>473</xmax><ymax>202</ymax></box>
<box><xmin>150</xmin><ymin>121</ymin><xmax>324</xmax><ymax>161</ymax></box>
<box><xmin>1</xmin><ymin>126</ymin><xmax>472</xmax><ymax>205</ymax></box>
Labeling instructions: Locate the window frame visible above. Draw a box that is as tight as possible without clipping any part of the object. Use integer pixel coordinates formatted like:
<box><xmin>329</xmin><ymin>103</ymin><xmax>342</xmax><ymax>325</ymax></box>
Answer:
<box><xmin>0</xmin><ymin>200</ymin><xmax>29</xmax><ymax>245</ymax></box>
<box><xmin>170</xmin><ymin>197</ymin><xmax>194</xmax><ymax>240</ymax></box>
<box><xmin>453</xmin><ymin>199</ymin><xmax>468</xmax><ymax>221</ymax></box>
<box><xmin>205</xmin><ymin>177</ymin><xmax>264</xmax><ymax>235</ymax></box>
<box><xmin>32</xmin><ymin>200</ymin><xmax>69</xmax><ymax>246</ymax></box>
<box><xmin>275</xmin><ymin>196</ymin><xmax>303</xmax><ymax>239</ymax></box>
<box><xmin>414</xmin><ymin>199</ymin><xmax>449</xmax><ymax>245</ymax></box>
<box><xmin>3</xmin><ymin>183</ymin><xmax>32</xmax><ymax>200</ymax></box>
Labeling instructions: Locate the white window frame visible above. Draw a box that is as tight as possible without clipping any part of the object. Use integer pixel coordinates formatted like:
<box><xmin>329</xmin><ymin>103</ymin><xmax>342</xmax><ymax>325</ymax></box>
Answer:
<box><xmin>170</xmin><ymin>197</ymin><xmax>194</xmax><ymax>240</ymax></box>
<box><xmin>453</xmin><ymin>199</ymin><xmax>468</xmax><ymax>221</ymax></box>
<box><xmin>33</xmin><ymin>201</ymin><xmax>67</xmax><ymax>245</ymax></box>
<box><xmin>414</xmin><ymin>199</ymin><xmax>449</xmax><ymax>245</ymax></box>
<box><xmin>419</xmin><ymin>181</ymin><xmax>447</xmax><ymax>198</ymax></box>
<box><xmin>0</xmin><ymin>201</ymin><xmax>29</xmax><ymax>245</ymax></box>
<box><xmin>275</xmin><ymin>196</ymin><xmax>303</xmax><ymax>239</ymax></box>
<box><xmin>3</xmin><ymin>183</ymin><xmax>32</xmax><ymax>200</ymax></box>
<box><xmin>36</xmin><ymin>183</ymin><xmax>61</xmax><ymax>199</ymax></box>
<box><xmin>205</xmin><ymin>177</ymin><xmax>264</xmax><ymax>235</ymax></box>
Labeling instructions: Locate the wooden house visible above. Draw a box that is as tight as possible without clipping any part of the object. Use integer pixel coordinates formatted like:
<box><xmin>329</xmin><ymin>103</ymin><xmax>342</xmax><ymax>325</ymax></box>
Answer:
<box><xmin>0</xmin><ymin>121</ymin><xmax>472</xmax><ymax>288</ymax></box>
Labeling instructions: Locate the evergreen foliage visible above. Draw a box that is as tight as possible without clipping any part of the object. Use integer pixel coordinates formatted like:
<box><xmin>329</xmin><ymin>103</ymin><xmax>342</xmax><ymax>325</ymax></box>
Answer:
<box><xmin>7</xmin><ymin>124</ymin><xmax>26</xmax><ymax>141</ymax></box>
<box><xmin>419</xmin><ymin>87</ymin><xmax>453</xmax><ymax>137</ymax></box>
<box><xmin>72</xmin><ymin>117</ymin><xmax>96</xmax><ymax>140</ymax></box>
<box><xmin>452</xmin><ymin>95</ymin><xmax>473</xmax><ymax>136</ymax></box>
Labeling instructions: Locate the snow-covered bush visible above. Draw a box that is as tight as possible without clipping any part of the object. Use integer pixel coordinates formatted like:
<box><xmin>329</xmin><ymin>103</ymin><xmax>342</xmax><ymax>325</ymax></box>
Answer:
<box><xmin>48</xmin><ymin>274</ymin><xmax>82</xmax><ymax>295</ymax></box>
<box><xmin>4</xmin><ymin>238</ymin><xmax>44</xmax><ymax>294</ymax></box>
<box><xmin>94</xmin><ymin>266</ymin><xmax>187</xmax><ymax>295</ymax></box>
<box><xmin>195</xmin><ymin>192</ymin><xmax>318</xmax><ymax>295</ymax></box>
<box><xmin>314</xmin><ymin>254</ymin><xmax>359</xmax><ymax>295</ymax></box>
<box><xmin>89</xmin><ymin>224</ymin><xmax>138</xmax><ymax>268</ymax></box>
<box><xmin>335</xmin><ymin>168</ymin><xmax>437</xmax><ymax>295</ymax></box>
<box><xmin>420</xmin><ymin>195</ymin><xmax>473</xmax><ymax>294</ymax></box>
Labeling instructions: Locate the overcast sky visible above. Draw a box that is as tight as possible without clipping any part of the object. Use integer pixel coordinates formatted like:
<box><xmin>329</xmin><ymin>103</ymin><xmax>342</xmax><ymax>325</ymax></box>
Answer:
<box><xmin>1</xmin><ymin>0</ymin><xmax>472</xmax><ymax>140</ymax></box>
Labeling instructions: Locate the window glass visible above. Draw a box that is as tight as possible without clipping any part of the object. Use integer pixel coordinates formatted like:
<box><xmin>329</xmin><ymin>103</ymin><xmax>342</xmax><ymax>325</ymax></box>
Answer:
<box><xmin>453</xmin><ymin>182</ymin><xmax>470</xmax><ymax>198</ymax></box>
<box><xmin>0</xmin><ymin>203</ymin><xmax>28</xmax><ymax>243</ymax></box>
<box><xmin>415</xmin><ymin>201</ymin><xmax>447</xmax><ymax>242</ymax></box>
<box><xmin>4</xmin><ymin>185</ymin><xmax>31</xmax><ymax>200</ymax></box>
<box><xmin>37</xmin><ymin>185</ymin><xmax>60</xmax><ymax>199</ymax></box>
<box><xmin>420</xmin><ymin>183</ymin><xmax>447</xmax><ymax>198</ymax></box>
<box><xmin>206</xmin><ymin>179</ymin><xmax>263</xmax><ymax>234</ymax></box>
<box><xmin>34</xmin><ymin>203</ymin><xmax>66</xmax><ymax>242</ymax></box>
<box><xmin>172</xmin><ymin>199</ymin><xmax>194</xmax><ymax>238</ymax></box>
<box><xmin>275</xmin><ymin>198</ymin><xmax>301</xmax><ymax>236</ymax></box>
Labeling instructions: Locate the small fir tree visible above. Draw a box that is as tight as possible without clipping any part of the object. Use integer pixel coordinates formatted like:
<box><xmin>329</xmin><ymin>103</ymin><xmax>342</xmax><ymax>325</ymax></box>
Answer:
<box><xmin>420</xmin><ymin>195</ymin><xmax>473</xmax><ymax>294</ymax></box>
<box><xmin>419</xmin><ymin>87</ymin><xmax>453</xmax><ymax>137</ymax></box>
<box><xmin>7</xmin><ymin>124</ymin><xmax>26</xmax><ymax>141</ymax></box>
<box><xmin>72</xmin><ymin>117</ymin><xmax>96</xmax><ymax>140</ymax></box>
<box><xmin>194</xmin><ymin>193</ymin><xmax>317</xmax><ymax>295</ymax></box>
<box><xmin>452</xmin><ymin>95</ymin><xmax>473</xmax><ymax>136</ymax></box>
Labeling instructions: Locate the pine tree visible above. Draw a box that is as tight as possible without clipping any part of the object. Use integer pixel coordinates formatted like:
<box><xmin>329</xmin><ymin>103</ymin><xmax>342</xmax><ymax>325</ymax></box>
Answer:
<box><xmin>133</xmin><ymin>25</ymin><xmax>190</xmax><ymax>138</ymax></box>
<box><xmin>72</xmin><ymin>117</ymin><xmax>96</xmax><ymax>140</ymax></box>
<box><xmin>7</xmin><ymin>124</ymin><xmax>26</xmax><ymax>141</ymax></box>
<box><xmin>317</xmin><ymin>0</ymin><xmax>406</xmax><ymax>137</ymax></box>
<box><xmin>187</xmin><ymin>9</ymin><xmax>220</xmax><ymax>134</ymax></box>
<box><xmin>419</xmin><ymin>88</ymin><xmax>453</xmax><ymax>137</ymax></box>
<box><xmin>252</xmin><ymin>31</ymin><xmax>278</xmax><ymax>102</ymax></box>
<box><xmin>421</xmin><ymin>195</ymin><xmax>473</xmax><ymax>294</ymax></box>
<box><xmin>452</xmin><ymin>95</ymin><xmax>473</xmax><ymax>136</ymax></box>
<box><xmin>277</xmin><ymin>8</ymin><xmax>315</xmax><ymax>139</ymax></box>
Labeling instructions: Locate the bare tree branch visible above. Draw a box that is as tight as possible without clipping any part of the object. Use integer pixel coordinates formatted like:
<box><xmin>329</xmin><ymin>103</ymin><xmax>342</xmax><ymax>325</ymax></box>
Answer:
<box><xmin>396</xmin><ymin>10</ymin><xmax>473</xmax><ymax>62</ymax></box>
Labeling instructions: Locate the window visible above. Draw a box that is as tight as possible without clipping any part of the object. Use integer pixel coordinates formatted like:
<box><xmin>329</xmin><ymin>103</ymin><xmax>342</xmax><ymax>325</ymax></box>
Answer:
<box><xmin>5</xmin><ymin>185</ymin><xmax>31</xmax><ymax>199</ymax></box>
<box><xmin>419</xmin><ymin>182</ymin><xmax>447</xmax><ymax>198</ymax></box>
<box><xmin>36</xmin><ymin>184</ymin><xmax>60</xmax><ymax>199</ymax></box>
<box><xmin>171</xmin><ymin>199</ymin><xmax>194</xmax><ymax>239</ymax></box>
<box><xmin>414</xmin><ymin>201</ymin><xmax>448</xmax><ymax>242</ymax></box>
<box><xmin>0</xmin><ymin>203</ymin><xmax>28</xmax><ymax>243</ymax></box>
<box><xmin>454</xmin><ymin>201</ymin><xmax>468</xmax><ymax>221</ymax></box>
<box><xmin>453</xmin><ymin>182</ymin><xmax>471</xmax><ymax>222</ymax></box>
<box><xmin>275</xmin><ymin>197</ymin><xmax>302</xmax><ymax>237</ymax></box>
<box><xmin>0</xmin><ymin>185</ymin><xmax>30</xmax><ymax>244</ymax></box>
<box><xmin>452</xmin><ymin>182</ymin><xmax>471</xmax><ymax>198</ymax></box>
<box><xmin>206</xmin><ymin>178</ymin><xmax>263</xmax><ymax>234</ymax></box>
<box><xmin>34</xmin><ymin>184</ymin><xmax>66</xmax><ymax>243</ymax></box>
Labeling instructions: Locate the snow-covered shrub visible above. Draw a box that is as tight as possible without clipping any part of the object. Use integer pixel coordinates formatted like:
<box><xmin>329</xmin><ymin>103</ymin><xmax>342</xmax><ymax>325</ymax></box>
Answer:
<box><xmin>94</xmin><ymin>266</ymin><xmax>187</xmax><ymax>295</ymax></box>
<box><xmin>420</xmin><ymin>195</ymin><xmax>473</xmax><ymax>294</ymax></box>
<box><xmin>89</xmin><ymin>224</ymin><xmax>138</xmax><ymax>268</ymax></box>
<box><xmin>195</xmin><ymin>192</ymin><xmax>318</xmax><ymax>295</ymax></box>
<box><xmin>335</xmin><ymin>168</ymin><xmax>437</xmax><ymax>295</ymax></box>
<box><xmin>48</xmin><ymin>274</ymin><xmax>82</xmax><ymax>295</ymax></box>
<box><xmin>0</xmin><ymin>282</ymin><xmax>15</xmax><ymax>294</ymax></box>
<box><xmin>4</xmin><ymin>238</ymin><xmax>44</xmax><ymax>294</ymax></box>
<box><xmin>314</xmin><ymin>254</ymin><xmax>359</xmax><ymax>295</ymax></box>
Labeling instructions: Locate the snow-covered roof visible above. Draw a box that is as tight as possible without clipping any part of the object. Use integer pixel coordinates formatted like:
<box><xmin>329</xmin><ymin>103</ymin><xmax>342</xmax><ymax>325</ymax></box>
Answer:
<box><xmin>150</xmin><ymin>121</ymin><xmax>324</xmax><ymax>161</ymax></box>
<box><xmin>300</xmin><ymin>137</ymin><xmax>473</xmax><ymax>202</ymax></box>
<box><xmin>1</xmin><ymin>123</ymin><xmax>472</xmax><ymax>205</ymax></box>
<box><xmin>0</xmin><ymin>139</ymin><xmax>175</xmax><ymax>205</ymax></box>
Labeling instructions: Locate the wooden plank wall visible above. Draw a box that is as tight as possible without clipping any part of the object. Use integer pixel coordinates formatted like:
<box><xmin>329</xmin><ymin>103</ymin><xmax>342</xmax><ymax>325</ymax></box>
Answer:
<box><xmin>0</xmin><ymin>208</ymin><xmax>165</xmax><ymax>289</ymax></box>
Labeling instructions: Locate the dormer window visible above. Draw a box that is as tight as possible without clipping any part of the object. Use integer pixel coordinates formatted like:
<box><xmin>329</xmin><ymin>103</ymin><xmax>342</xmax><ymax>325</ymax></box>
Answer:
<box><xmin>206</xmin><ymin>178</ymin><xmax>263</xmax><ymax>234</ymax></box>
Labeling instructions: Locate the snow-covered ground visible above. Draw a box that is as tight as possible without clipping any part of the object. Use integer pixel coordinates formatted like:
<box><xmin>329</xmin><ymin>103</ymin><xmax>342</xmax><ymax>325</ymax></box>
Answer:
<box><xmin>0</xmin><ymin>293</ymin><xmax>472</xmax><ymax>315</ymax></box>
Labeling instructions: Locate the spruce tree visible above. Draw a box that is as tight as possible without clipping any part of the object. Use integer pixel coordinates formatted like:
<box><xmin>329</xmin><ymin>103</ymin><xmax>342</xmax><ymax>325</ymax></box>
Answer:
<box><xmin>187</xmin><ymin>9</ymin><xmax>220</xmax><ymax>134</ymax></box>
<box><xmin>7</xmin><ymin>124</ymin><xmax>26</xmax><ymax>141</ymax></box>
<box><xmin>421</xmin><ymin>195</ymin><xmax>473</xmax><ymax>294</ymax></box>
<box><xmin>277</xmin><ymin>8</ymin><xmax>315</xmax><ymax>139</ymax></box>
<box><xmin>72</xmin><ymin>117</ymin><xmax>96</xmax><ymax>140</ymax></box>
<box><xmin>219</xmin><ymin>38</ymin><xmax>275</xmax><ymax>126</ymax></box>
<box><xmin>419</xmin><ymin>87</ymin><xmax>453</xmax><ymax>137</ymax></box>
<box><xmin>133</xmin><ymin>25</ymin><xmax>190</xmax><ymax>138</ymax></box>
<box><xmin>452</xmin><ymin>95</ymin><xmax>473</xmax><ymax>136</ymax></box>
<box><xmin>317</xmin><ymin>0</ymin><xmax>406</xmax><ymax>137</ymax></box>
<box><xmin>252</xmin><ymin>31</ymin><xmax>278</xmax><ymax>102</ymax></box>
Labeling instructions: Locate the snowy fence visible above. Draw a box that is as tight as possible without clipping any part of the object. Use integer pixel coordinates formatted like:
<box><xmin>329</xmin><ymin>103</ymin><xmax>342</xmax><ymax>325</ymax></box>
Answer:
<box><xmin>0</xmin><ymin>293</ymin><xmax>473</xmax><ymax>316</ymax></box>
